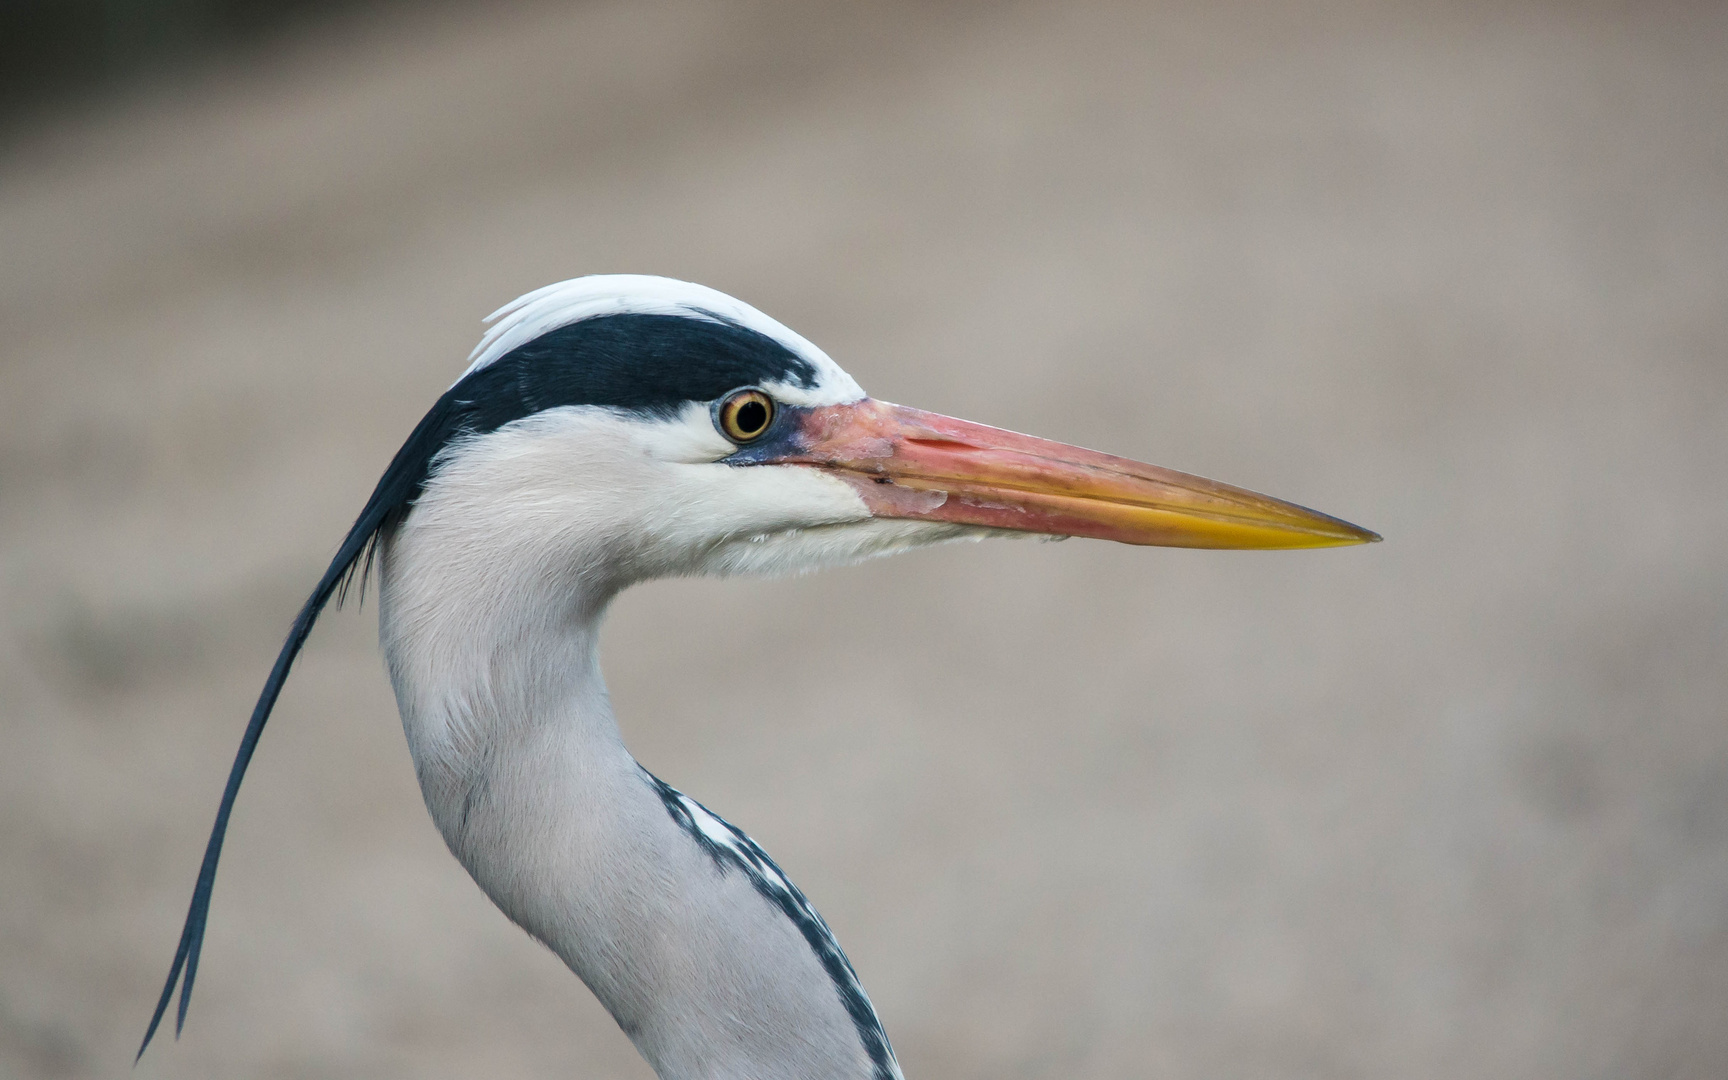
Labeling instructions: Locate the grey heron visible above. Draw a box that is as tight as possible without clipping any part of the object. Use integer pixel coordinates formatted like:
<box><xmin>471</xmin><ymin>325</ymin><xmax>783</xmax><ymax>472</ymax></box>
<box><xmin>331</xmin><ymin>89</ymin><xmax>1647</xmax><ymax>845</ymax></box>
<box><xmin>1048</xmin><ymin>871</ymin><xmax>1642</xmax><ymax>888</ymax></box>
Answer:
<box><xmin>139</xmin><ymin>275</ymin><xmax>1377</xmax><ymax>1079</ymax></box>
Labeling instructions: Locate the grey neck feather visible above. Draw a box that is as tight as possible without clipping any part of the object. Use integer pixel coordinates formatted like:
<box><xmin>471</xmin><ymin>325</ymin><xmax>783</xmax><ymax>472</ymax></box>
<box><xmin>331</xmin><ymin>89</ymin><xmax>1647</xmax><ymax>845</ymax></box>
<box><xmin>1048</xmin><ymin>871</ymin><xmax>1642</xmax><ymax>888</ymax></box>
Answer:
<box><xmin>374</xmin><ymin>505</ymin><xmax>901</xmax><ymax>1080</ymax></box>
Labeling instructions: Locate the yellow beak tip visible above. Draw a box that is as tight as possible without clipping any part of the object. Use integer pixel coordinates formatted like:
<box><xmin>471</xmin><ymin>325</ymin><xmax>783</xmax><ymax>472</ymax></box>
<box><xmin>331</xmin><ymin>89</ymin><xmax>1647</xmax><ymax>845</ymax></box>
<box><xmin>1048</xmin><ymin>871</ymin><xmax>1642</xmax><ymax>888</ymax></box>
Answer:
<box><xmin>1325</xmin><ymin>527</ymin><xmax>1381</xmax><ymax>547</ymax></box>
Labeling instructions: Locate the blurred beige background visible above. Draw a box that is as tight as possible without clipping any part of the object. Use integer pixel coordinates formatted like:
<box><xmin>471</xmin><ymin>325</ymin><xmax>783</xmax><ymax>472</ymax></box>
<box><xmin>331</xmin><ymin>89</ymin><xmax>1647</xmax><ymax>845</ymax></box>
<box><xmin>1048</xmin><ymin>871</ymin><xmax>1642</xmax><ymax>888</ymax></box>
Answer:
<box><xmin>3</xmin><ymin>1</ymin><xmax>1725</xmax><ymax>1077</ymax></box>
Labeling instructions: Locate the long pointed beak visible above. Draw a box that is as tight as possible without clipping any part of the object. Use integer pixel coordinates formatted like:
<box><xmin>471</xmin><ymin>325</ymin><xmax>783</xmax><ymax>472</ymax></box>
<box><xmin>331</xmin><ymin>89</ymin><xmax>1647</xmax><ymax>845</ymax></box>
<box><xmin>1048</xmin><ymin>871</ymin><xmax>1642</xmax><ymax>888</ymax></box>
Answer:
<box><xmin>759</xmin><ymin>399</ymin><xmax>1379</xmax><ymax>549</ymax></box>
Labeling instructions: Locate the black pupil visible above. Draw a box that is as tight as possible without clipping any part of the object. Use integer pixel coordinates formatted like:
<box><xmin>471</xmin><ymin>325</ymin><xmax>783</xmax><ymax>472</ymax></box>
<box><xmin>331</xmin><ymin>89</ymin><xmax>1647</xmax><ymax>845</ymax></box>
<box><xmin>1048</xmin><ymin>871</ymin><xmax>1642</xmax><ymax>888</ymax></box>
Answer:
<box><xmin>734</xmin><ymin>399</ymin><xmax>768</xmax><ymax>435</ymax></box>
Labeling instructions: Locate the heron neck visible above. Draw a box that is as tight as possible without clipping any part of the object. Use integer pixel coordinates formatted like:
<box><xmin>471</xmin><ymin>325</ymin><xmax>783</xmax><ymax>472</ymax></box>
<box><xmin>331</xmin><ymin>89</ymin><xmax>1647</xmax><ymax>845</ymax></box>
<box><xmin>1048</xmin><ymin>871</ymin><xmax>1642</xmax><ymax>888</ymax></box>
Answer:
<box><xmin>377</xmin><ymin>558</ymin><xmax>624</xmax><ymax>841</ymax></box>
<box><xmin>374</xmin><ymin>524</ymin><xmax>890</xmax><ymax>1080</ymax></box>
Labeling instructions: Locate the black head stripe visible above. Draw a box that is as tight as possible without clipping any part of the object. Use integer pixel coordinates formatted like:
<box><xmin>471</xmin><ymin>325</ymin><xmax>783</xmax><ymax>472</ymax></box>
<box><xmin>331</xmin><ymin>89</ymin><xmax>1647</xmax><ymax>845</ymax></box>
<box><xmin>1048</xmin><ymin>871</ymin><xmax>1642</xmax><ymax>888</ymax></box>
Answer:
<box><xmin>474</xmin><ymin>311</ymin><xmax>818</xmax><ymax>419</ymax></box>
<box><xmin>139</xmin><ymin>310</ymin><xmax>814</xmax><ymax>1059</ymax></box>
<box><xmin>396</xmin><ymin>313</ymin><xmax>819</xmax><ymax>510</ymax></box>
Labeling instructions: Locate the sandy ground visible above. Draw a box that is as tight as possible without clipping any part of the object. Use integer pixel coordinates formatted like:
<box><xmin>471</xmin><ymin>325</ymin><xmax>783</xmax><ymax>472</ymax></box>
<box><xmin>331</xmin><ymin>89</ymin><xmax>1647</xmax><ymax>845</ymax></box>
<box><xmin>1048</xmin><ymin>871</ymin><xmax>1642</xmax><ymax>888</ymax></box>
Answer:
<box><xmin>1</xmin><ymin>1</ymin><xmax>1725</xmax><ymax>1077</ymax></box>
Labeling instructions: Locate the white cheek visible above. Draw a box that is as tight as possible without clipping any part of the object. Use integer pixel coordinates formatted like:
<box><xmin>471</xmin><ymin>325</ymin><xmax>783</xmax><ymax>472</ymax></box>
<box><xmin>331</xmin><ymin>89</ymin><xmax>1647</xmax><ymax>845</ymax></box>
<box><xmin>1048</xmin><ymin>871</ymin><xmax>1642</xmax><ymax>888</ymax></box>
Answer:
<box><xmin>697</xmin><ymin>517</ymin><xmax>994</xmax><ymax>578</ymax></box>
<box><xmin>639</xmin><ymin>401</ymin><xmax>738</xmax><ymax>463</ymax></box>
<box><xmin>642</xmin><ymin>463</ymin><xmax>872</xmax><ymax>562</ymax></box>
<box><xmin>717</xmin><ymin>464</ymin><xmax>872</xmax><ymax>528</ymax></box>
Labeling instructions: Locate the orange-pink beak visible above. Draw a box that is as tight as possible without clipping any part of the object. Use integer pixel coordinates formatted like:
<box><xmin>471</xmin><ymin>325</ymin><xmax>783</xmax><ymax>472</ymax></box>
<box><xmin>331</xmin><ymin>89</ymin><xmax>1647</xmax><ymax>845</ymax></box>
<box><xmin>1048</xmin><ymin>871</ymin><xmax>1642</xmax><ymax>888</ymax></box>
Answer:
<box><xmin>765</xmin><ymin>399</ymin><xmax>1378</xmax><ymax>549</ymax></box>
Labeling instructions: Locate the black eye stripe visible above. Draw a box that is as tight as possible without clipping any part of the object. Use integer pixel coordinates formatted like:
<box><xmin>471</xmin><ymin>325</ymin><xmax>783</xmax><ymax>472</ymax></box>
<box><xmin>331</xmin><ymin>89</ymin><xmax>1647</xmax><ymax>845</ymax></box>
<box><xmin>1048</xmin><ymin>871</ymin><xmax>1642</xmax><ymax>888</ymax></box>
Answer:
<box><xmin>351</xmin><ymin>313</ymin><xmax>819</xmax><ymax>519</ymax></box>
<box><xmin>479</xmin><ymin>314</ymin><xmax>815</xmax><ymax>420</ymax></box>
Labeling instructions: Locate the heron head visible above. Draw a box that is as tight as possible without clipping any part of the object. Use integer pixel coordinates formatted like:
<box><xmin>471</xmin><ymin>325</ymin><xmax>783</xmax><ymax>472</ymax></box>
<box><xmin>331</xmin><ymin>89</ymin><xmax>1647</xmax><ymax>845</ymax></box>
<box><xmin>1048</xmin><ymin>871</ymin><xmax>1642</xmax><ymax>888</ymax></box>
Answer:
<box><xmin>386</xmin><ymin>275</ymin><xmax>1376</xmax><ymax>603</ymax></box>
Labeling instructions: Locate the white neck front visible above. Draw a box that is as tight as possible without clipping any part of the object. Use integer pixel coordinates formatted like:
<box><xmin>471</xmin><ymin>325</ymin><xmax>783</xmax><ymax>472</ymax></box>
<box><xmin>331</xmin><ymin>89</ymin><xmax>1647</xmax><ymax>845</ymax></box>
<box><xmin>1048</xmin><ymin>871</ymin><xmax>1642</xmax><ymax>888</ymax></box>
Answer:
<box><xmin>373</xmin><ymin>421</ymin><xmax>899</xmax><ymax>1080</ymax></box>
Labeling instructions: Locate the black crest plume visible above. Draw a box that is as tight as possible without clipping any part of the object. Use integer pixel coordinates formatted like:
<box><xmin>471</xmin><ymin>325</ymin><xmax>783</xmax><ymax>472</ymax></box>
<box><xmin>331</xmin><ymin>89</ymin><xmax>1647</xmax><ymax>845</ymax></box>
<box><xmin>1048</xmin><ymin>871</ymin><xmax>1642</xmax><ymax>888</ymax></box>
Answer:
<box><xmin>134</xmin><ymin>396</ymin><xmax>458</xmax><ymax>1060</ymax></box>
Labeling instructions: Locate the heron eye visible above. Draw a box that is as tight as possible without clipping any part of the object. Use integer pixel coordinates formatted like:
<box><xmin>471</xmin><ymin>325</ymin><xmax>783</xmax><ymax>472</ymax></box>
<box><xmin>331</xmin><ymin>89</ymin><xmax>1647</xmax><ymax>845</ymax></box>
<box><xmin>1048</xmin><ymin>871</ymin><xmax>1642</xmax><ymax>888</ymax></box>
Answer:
<box><xmin>717</xmin><ymin>388</ymin><xmax>775</xmax><ymax>442</ymax></box>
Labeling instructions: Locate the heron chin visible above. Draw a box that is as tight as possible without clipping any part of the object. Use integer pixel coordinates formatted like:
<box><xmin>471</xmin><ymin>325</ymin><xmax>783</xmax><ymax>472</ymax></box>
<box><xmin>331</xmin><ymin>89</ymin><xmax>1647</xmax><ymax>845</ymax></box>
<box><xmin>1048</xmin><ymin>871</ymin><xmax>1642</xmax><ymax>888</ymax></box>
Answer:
<box><xmin>140</xmin><ymin>275</ymin><xmax>1377</xmax><ymax>1079</ymax></box>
